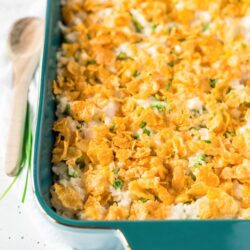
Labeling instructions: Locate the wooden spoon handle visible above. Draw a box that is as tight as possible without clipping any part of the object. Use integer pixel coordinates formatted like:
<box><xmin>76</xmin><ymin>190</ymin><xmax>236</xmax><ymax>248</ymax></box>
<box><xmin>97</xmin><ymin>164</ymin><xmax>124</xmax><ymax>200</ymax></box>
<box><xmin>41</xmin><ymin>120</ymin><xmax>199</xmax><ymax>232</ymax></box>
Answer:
<box><xmin>4</xmin><ymin>53</ymin><xmax>39</xmax><ymax>176</ymax></box>
<box><xmin>5</xmin><ymin>77</ymin><xmax>30</xmax><ymax>176</ymax></box>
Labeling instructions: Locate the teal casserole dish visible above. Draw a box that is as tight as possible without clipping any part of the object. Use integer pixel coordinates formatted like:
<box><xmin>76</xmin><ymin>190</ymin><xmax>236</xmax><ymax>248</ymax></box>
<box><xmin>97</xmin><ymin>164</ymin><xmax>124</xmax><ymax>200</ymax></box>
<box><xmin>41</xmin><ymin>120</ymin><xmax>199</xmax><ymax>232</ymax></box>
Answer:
<box><xmin>33</xmin><ymin>0</ymin><xmax>250</xmax><ymax>249</ymax></box>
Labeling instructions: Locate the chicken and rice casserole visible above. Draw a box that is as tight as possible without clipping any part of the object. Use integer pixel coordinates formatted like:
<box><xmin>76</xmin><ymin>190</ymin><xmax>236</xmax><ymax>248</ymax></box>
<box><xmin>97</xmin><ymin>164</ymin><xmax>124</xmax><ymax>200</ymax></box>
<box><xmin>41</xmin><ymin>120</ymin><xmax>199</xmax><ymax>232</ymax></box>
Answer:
<box><xmin>51</xmin><ymin>0</ymin><xmax>250</xmax><ymax>220</ymax></box>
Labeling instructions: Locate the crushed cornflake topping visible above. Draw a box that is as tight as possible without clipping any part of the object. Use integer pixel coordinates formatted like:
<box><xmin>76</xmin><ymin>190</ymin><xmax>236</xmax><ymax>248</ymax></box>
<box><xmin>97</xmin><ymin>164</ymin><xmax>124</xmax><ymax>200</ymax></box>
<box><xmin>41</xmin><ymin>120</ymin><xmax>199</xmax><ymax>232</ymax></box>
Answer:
<box><xmin>51</xmin><ymin>0</ymin><xmax>250</xmax><ymax>220</ymax></box>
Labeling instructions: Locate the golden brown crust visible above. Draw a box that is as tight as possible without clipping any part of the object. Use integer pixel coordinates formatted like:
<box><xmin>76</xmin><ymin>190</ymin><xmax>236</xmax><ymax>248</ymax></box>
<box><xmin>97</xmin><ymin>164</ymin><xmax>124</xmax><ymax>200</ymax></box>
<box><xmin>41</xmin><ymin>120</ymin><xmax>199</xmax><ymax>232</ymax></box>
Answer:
<box><xmin>51</xmin><ymin>0</ymin><xmax>250</xmax><ymax>220</ymax></box>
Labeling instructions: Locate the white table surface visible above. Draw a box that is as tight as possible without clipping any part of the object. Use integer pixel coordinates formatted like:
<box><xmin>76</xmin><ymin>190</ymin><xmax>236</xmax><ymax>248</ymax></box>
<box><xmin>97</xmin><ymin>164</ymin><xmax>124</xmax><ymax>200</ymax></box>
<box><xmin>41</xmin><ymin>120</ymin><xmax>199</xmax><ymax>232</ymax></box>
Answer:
<box><xmin>0</xmin><ymin>1</ymin><xmax>72</xmax><ymax>249</ymax></box>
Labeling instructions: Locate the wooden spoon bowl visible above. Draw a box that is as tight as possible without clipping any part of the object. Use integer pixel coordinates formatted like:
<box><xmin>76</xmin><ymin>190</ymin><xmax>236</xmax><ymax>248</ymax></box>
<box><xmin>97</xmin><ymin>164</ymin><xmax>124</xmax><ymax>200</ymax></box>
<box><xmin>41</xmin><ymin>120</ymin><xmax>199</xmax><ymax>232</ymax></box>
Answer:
<box><xmin>9</xmin><ymin>17</ymin><xmax>43</xmax><ymax>56</ymax></box>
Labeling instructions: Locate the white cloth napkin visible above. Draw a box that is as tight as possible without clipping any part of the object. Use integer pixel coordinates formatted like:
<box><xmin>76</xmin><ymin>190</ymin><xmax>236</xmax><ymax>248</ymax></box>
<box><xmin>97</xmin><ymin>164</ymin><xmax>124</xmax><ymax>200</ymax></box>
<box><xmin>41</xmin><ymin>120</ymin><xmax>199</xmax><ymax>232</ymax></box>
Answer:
<box><xmin>0</xmin><ymin>1</ymin><xmax>72</xmax><ymax>249</ymax></box>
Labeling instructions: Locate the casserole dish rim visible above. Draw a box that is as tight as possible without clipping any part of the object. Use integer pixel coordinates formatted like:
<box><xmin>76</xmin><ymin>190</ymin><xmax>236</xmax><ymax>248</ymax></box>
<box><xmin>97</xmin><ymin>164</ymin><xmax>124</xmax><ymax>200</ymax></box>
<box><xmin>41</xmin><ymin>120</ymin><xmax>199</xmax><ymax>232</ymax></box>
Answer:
<box><xmin>33</xmin><ymin>0</ymin><xmax>250</xmax><ymax>228</ymax></box>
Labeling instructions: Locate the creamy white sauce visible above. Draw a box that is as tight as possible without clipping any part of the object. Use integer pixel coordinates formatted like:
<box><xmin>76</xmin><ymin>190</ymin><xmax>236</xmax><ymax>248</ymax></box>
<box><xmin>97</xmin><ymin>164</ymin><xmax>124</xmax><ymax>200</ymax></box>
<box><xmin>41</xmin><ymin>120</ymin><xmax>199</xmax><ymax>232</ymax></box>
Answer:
<box><xmin>82</xmin><ymin>121</ymin><xmax>99</xmax><ymax>139</ymax></box>
<box><xmin>199</xmin><ymin>128</ymin><xmax>210</xmax><ymax>141</ymax></box>
<box><xmin>196</xmin><ymin>11</ymin><xmax>211</xmax><ymax>23</ymax></box>
<box><xmin>145</xmin><ymin>45</ymin><xmax>159</xmax><ymax>58</ymax></box>
<box><xmin>186</xmin><ymin>97</ymin><xmax>203</xmax><ymax>114</ymax></box>
<box><xmin>175</xmin><ymin>2</ymin><xmax>185</xmax><ymax>11</ymax></box>
<box><xmin>230</xmin><ymin>79</ymin><xmax>247</xmax><ymax>102</ymax></box>
<box><xmin>65</xmin><ymin>32</ymin><xmax>78</xmax><ymax>43</ymax></box>
<box><xmin>103</xmin><ymin>101</ymin><xmax>118</xmax><ymax>125</ymax></box>
<box><xmin>241</xmin><ymin>16</ymin><xmax>250</xmax><ymax>41</ymax></box>
<box><xmin>168</xmin><ymin>200</ymin><xmax>200</xmax><ymax>219</ymax></box>
<box><xmin>174</xmin><ymin>45</ymin><xmax>182</xmax><ymax>53</ymax></box>
<box><xmin>188</xmin><ymin>150</ymin><xmax>205</xmax><ymax>168</ymax></box>
<box><xmin>56</xmin><ymin>96</ymin><xmax>69</xmax><ymax>118</ymax></box>
<box><xmin>239</xmin><ymin>121</ymin><xmax>250</xmax><ymax>134</ymax></box>
<box><xmin>116</xmin><ymin>42</ymin><xmax>134</xmax><ymax>57</ymax></box>
<box><xmin>52</xmin><ymin>162</ymin><xmax>68</xmax><ymax>179</ymax></box>
<box><xmin>70</xmin><ymin>178</ymin><xmax>85</xmax><ymax>200</ymax></box>
<box><xmin>136</xmin><ymin>98</ymin><xmax>152</xmax><ymax>109</ymax></box>
<box><xmin>110</xmin><ymin>187</ymin><xmax>132</xmax><ymax>208</ymax></box>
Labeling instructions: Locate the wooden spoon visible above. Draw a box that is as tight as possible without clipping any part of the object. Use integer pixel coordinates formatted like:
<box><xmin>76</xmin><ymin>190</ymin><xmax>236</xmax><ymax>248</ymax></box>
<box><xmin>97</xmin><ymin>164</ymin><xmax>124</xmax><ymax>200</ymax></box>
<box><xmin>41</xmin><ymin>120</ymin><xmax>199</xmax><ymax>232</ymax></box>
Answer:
<box><xmin>5</xmin><ymin>17</ymin><xmax>44</xmax><ymax>176</ymax></box>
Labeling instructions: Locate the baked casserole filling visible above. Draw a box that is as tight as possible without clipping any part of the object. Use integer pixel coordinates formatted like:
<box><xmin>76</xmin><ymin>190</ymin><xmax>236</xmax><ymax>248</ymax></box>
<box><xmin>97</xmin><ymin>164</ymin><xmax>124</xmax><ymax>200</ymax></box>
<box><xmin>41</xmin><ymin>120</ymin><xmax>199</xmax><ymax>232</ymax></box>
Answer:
<box><xmin>51</xmin><ymin>0</ymin><xmax>250</xmax><ymax>220</ymax></box>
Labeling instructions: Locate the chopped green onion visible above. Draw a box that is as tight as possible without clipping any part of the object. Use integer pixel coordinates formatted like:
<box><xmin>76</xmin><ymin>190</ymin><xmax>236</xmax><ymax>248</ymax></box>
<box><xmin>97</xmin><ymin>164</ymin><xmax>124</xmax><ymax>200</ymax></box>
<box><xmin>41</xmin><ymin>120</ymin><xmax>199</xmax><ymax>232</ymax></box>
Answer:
<box><xmin>112</xmin><ymin>168</ymin><xmax>119</xmax><ymax>175</ymax></box>
<box><xmin>168</xmin><ymin>23</ymin><xmax>177</xmax><ymax>34</ymax></box>
<box><xmin>178</xmin><ymin>38</ymin><xmax>186</xmax><ymax>42</ymax></box>
<box><xmin>225</xmin><ymin>130</ymin><xmax>235</xmax><ymax>138</ymax></box>
<box><xmin>209</xmin><ymin>79</ymin><xmax>218</xmax><ymax>88</ymax></box>
<box><xmin>68</xmin><ymin>168</ymin><xmax>78</xmax><ymax>178</ymax></box>
<box><xmin>151</xmin><ymin>100</ymin><xmax>168</xmax><ymax>112</ymax></box>
<box><xmin>191</xmin><ymin>109</ymin><xmax>200</xmax><ymax>116</ymax></box>
<box><xmin>198</xmin><ymin>154</ymin><xmax>206</xmax><ymax>162</ymax></box>
<box><xmin>155</xmin><ymin>196</ymin><xmax>162</xmax><ymax>202</ymax></box>
<box><xmin>113</xmin><ymin>179</ymin><xmax>124</xmax><ymax>190</ymax></box>
<box><xmin>152</xmin><ymin>104</ymin><xmax>166</xmax><ymax>112</ymax></box>
<box><xmin>227</xmin><ymin>87</ymin><xmax>232</xmax><ymax>94</ymax></box>
<box><xmin>116</xmin><ymin>52</ymin><xmax>130</xmax><ymax>60</ymax></box>
<box><xmin>131</xmin><ymin>16</ymin><xmax>144</xmax><ymax>33</ymax></box>
<box><xmin>189</xmin><ymin>171</ymin><xmax>197</xmax><ymax>181</ymax></box>
<box><xmin>132</xmin><ymin>133</ymin><xmax>140</xmax><ymax>139</ymax></box>
<box><xmin>133</xmin><ymin>69</ymin><xmax>139</xmax><ymax>77</ymax></box>
<box><xmin>190</xmin><ymin>125</ymin><xmax>207</xmax><ymax>131</ymax></box>
<box><xmin>63</xmin><ymin>104</ymin><xmax>70</xmax><ymax>116</ymax></box>
<box><xmin>75</xmin><ymin>157</ymin><xmax>82</xmax><ymax>165</ymax></box>
<box><xmin>166</xmin><ymin>78</ymin><xmax>173</xmax><ymax>90</ymax></box>
<box><xmin>86</xmin><ymin>59</ymin><xmax>97</xmax><ymax>65</ymax></box>
<box><xmin>166</xmin><ymin>82</ymin><xmax>171</xmax><ymax>90</ymax></box>
<box><xmin>168</xmin><ymin>61</ymin><xmax>174</xmax><ymax>67</ymax></box>
<box><xmin>139</xmin><ymin>197</ymin><xmax>148</xmax><ymax>203</ymax></box>
<box><xmin>151</xmin><ymin>24</ymin><xmax>158</xmax><ymax>33</ymax></box>
<box><xmin>204</xmin><ymin>140</ymin><xmax>211</xmax><ymax>144</ymax></box>
<box><xmin>86</xmin><ymin>34</ymin><xmax>92</xmax><ymax>40</ymax></box>
<box><xmin>190</xmin><ymin>126</ymin><xmax>199</xmax><ymax>131</ymax></box>
<box><xmin>143</xmin><ymin>128</ymin><xmax>151</xmax><ymax>136</ymax></box>
<box><xmin>109</xmin><ymin>124</ymin><xmax>116</xmax><ymax>132</ymax></box>
<box><xmin>186</xmin><ymin>170</ymin><xmax>197</xmax><ymax>181</ymax></box>
<box><xmin>153</xmin><ymin>94</ymin><xmax>160</xmax><ymax>101</ymax></box>
<box><xmin>140</xmin><ymin>121</ymin><xmax>147</xmax><ymax>129</ymax></box>
<box><xmin>75</xmin><ymin>157</ymin><xmax>85</xmax><ymax>169</ymax></box>
<box><xmin>194</xmin><ymin>154</ymin><xmax>206</xmax><ymax>167</ymax></box>
<box><xmin>189</xmin><ymin>127</ymin><xmax>199</xmax><ymax>135</ymax></box>
<box><xmin>202</xmin><ymin>23</ymin><xmax>210</xmax><ymax>32</ymax></box>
